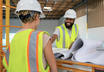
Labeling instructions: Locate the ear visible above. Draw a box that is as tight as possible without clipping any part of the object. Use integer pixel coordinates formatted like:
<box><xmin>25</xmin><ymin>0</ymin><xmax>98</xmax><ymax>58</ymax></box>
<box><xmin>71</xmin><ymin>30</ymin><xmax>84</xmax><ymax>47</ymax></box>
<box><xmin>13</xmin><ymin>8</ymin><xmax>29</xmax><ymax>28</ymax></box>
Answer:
<box><xmin>35</xmin><ymin>14</ymin><xmax>39</xmax><ymax>21</ymax></box>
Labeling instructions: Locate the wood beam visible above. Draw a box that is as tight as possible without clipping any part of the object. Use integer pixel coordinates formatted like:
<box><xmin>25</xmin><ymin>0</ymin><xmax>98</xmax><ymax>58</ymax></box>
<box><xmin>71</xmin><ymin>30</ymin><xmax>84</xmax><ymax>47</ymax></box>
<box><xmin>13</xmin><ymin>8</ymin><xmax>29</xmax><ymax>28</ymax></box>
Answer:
<box><xmin>6</xmin><ymin>0</ymin><xmax>10</xmax><ymax>48</ymax></box>
<box><xmin>0</xmin><ymin>0</ymin><xmax>3</xmax><ymax>71</ymax></box>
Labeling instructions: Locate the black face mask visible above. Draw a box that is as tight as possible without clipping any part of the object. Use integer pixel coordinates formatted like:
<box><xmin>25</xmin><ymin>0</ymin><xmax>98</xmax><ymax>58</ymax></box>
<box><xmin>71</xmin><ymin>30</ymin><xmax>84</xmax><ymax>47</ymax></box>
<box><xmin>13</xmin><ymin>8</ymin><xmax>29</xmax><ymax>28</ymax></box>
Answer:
<box><xmin>65</xmin><ymin>22</ymin><xmax>74</xmax><ymax>29</ymax></box>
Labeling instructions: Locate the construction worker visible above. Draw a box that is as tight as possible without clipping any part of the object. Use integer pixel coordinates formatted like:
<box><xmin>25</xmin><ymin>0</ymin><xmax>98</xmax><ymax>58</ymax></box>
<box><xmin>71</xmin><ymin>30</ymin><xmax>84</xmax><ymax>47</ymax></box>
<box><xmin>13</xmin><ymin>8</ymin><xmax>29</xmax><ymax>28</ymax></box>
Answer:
<box><xmin>2</xmin><ymin>0</ymin><xmax>57</xmax><ymax>72</ymax></box>
<box><xmin>50</xmin><ymin>9</ymin><xmax>81</xmax><ymax>72</ymax></box>
<box><xmin>51</xmin><ymin>9</ymin><xmax>79</xmax><ymax>49</ymax></box>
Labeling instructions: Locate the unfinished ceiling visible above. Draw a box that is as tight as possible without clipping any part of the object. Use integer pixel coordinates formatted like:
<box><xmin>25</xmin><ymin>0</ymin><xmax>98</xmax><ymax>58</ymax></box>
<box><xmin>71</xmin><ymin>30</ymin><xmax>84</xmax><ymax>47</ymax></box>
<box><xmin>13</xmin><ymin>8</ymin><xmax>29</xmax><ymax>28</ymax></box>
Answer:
<box><xmin>3</xmin><ymin>0</ymin><xmax>86</xmax><ymax>19</ymax></box>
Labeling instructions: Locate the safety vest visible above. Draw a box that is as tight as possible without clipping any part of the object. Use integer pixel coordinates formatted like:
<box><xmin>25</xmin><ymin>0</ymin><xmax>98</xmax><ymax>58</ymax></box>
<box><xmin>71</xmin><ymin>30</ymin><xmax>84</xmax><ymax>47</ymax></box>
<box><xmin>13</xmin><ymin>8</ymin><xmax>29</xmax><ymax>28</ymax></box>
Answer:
<box><xmin>56</xmin><ymin>24</ymin><xmax>79</xmax><ymax>49</ymax></box>
<box><xmin>3</xmin><ymin>29</ymin><xmax>50</xmax><ymax>72</ymax></box>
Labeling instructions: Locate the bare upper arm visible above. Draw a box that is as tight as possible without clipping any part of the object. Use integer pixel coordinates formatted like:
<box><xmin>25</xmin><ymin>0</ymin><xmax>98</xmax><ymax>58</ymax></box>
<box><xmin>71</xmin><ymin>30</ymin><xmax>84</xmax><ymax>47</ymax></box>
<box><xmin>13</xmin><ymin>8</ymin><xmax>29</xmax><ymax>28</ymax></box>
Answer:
<box><xmin>43</xmin><ymin>34</ymin><xmax>50</xmax><ymax>49</ymax></box>
<box><xmin>43</xmin><ymin>34</ymin><xmax>57</xmax><ymax>72</ymax></box>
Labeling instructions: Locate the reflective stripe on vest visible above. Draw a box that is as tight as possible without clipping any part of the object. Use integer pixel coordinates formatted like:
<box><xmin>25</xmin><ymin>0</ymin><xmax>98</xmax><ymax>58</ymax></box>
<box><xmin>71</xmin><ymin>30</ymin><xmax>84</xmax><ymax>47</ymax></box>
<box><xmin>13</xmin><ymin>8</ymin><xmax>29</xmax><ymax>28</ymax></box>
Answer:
<box><xmin>7</xmin><ymin>29</ymin><xmax>50</xmax><ymax>72</ymax></box>
<box><xmin>3</xmin><ymin>45</ymin><xmax>10</xmax><ymax>70</ymax></box>
<box><xmin>4</xmin><ymin>48</ymin><xmax>9</xmax><ymax>65</ymax></box>
<box><xmin>56</xmin><ymin>24</ymin><xmax>79</xmax><ymax>49</ymax></box>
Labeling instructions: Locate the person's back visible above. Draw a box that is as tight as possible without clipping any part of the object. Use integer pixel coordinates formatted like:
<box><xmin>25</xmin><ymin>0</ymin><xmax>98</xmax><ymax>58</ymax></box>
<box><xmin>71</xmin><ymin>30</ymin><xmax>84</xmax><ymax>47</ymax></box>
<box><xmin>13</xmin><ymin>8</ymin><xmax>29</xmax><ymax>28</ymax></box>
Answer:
<box><xmin>8</xmin><ymin>29</ymin><xmax>32</xmax><ymax>72</ymax></box>
<box><xmin>8</xmin><ymin>29</ymin><xmax>50</xmax><ymax>72</ymax></box>
<box><xmin>3</xmin><ymin>0</ymin><xmax>57</xmax><ymax>72</ymax></box>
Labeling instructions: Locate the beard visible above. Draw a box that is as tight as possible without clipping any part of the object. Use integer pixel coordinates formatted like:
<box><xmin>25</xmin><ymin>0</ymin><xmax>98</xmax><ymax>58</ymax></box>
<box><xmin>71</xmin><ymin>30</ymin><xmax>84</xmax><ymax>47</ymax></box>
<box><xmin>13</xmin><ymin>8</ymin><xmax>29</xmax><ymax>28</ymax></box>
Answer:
<box><xmin>65</xmin><ymin>22</ymin><xmax>74</xmax><ymax>29</ymax></box>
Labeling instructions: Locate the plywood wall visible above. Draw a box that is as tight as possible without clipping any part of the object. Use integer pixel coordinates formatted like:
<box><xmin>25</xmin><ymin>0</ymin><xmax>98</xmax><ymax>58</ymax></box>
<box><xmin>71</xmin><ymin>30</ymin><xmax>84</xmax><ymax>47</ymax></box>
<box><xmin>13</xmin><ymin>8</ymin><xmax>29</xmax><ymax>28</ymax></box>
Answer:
<box><xmin>76</xmin><ymin>0</ymin><xmax>104</xmax><ymax>28</ymax></box>
<box><xmin>76</xmin><ymin>4</ymin><xmax>87</xmax><ymax>18</ymax></box>
<box><xmin>88</xmin><ymin>0</ymin><xmax>104</xmax><ymax>28</ymax></box>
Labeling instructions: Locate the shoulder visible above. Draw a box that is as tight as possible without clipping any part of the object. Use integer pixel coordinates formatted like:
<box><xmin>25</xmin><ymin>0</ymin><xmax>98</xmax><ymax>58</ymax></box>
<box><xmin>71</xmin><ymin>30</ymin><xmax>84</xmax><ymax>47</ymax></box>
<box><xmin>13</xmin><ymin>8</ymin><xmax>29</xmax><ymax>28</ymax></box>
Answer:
<box><xmin>32</xmin><ymin>31</ymin><xmax>50</xmax><ymax>39</ymax></box>
<box><xmin>73</xmin><ymin>24</ymin><xmax>79</xmax><ymax>29</ymax></box>
<box><xmin>56</xmin><ymin>24</ymin><xmax>63</xmax><ymax>28</ymax></box>
<box><xmin>43</xmin><ymin>33</ymin><xmax>50</xmax><ymax>39</ymax></box>
<box><xmin>35</xmin><ymin>31</ymin><xmax>49</xmax><ymax>36</ymax></box>
<box><xmin>42</xmin><ymin>31</ymin><xmax>50</xmax><ymax>41</ymax></box>
<box><xmin>43</xmin><ymin>33</ymin><xmax>51</xmax><ymax>49</ymax></box>
<box><xmin>74</xmin><ymin>24</ymin><xmax>78</xmax><ymax>27</ymax></box>
<box><xmin>55</xmin><ymin>24</ymin><xmax>64</xmax><ymax>31</ymax></box>
<box><xmin>53</xmin><ymin>28</ymin><xmax>60</xmax><ymax>35</ymax></box>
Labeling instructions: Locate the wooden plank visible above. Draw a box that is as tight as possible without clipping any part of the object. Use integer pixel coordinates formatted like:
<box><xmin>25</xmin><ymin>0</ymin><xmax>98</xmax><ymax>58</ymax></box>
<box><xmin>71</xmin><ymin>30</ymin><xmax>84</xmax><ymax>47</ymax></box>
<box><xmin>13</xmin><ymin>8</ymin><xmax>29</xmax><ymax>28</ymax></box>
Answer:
<box><xmin>0</xmin><ymin>25</ymin><xmax>23</xmax><ymax>28</ymax></box>
<box><xmin>6</xmin><ymin>0</ymin><xmax>10</xmax><ymax>47</ymax></box>
<box><xmin>57</xmin><ymin>64</ymin><xmax>89</xmax><ymax>72</ymax></box>
<box><xmin>0</xmin><ymin>0</ymin><xmax>3</xmax><ymax>71</ymax></box>
<box><xmin>92</xmin><ymin>67</ymin><xmax>95</xmax><ymax>72</ymax></box>
<box><xmin>57</xmin><ymin>60</ymin><xmax>104</xmax><ymax>69</ymax></box>
<box><xmin>0</xmin><ymin>46</ymin><xmax>7</xmax><ymax>47</ymax></box>
<box><xmin>3</xmin><ymin>5</ymin><xmax>16</xmax><ymax>9</ymax></box>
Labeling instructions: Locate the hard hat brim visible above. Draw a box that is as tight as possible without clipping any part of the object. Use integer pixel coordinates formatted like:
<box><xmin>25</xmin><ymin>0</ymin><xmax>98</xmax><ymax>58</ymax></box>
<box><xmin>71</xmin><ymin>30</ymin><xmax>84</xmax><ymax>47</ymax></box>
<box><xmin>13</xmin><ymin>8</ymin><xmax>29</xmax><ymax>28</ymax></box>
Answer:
<box><xmin>64</xmin><ymin>16</ymin><xmax>76</xmax><ymax>19</ymax></box>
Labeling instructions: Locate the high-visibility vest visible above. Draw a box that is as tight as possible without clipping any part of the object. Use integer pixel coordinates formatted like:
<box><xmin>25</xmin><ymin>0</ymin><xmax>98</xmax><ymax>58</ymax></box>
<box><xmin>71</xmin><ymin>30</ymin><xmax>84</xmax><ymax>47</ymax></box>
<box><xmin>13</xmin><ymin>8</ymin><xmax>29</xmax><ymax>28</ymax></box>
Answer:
<box><xmin>56</xmin><ymin>24</ymin><xmax>79</xmax><ymax>49</ymax></box>
<box><xmin>3</xmin><ymin>29</ymin><xmax>50</xmax><ymax>72</ymax></box>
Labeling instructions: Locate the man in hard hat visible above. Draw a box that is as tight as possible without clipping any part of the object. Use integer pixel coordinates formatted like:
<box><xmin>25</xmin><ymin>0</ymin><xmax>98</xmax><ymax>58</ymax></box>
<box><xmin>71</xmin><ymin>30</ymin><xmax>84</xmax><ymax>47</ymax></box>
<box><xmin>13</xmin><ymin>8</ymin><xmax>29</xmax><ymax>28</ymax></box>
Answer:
<box><xmin>51</xmin><ymin>9</ymin><xmax>80</xmax><ymax>49</ymax></box>
<box><xmin>3</xmin><ymin>0</ymin><xmax>57</xmax><ymax>72</ymax></box>
<box><xmin>50</xmin><ymin>8</ymin><xmax>80</xmax><ymax>72</ymax></box>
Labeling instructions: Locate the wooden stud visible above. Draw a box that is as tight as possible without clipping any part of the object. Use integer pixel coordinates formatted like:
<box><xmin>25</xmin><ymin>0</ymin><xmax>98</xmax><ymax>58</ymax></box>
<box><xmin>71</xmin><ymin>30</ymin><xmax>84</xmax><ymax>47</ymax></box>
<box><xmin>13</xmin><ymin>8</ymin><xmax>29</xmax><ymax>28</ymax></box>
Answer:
<box><xmin>0</xmin><ymin>0</ymin><xmax>3</xmax><ymax>71</ymax></box>
<box><xmin>92</xmin><ymin>67</ymin><xmax>95</xmax><ymax>72</ymax></box>
<box><xmin>0</xmin><ymin>25</ymin><xmax>23</xmax><ymax>28</ymax></box>
<box><xmin>6</xmin><ymin>0</ymin><xmax>10</xmax><ymax>47</ymax></box>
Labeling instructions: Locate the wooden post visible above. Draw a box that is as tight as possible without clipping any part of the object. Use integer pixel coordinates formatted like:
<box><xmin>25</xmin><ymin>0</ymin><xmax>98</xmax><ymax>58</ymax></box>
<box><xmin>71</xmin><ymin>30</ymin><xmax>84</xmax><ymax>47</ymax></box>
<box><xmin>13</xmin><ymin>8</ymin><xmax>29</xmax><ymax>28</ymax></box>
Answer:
<box><xmin>92</xmin><ymin>67</ymin><xmax>95</xmax><ymax>72</ymax></box>
<box><xmin>6</xmin><ymin>0</ymin><xmax>10</xmax><ymax>47</ymax></box>
<box><xmin>0</xmin><ymin>0</ymin><xmax>3</xmax><ymax>72</ymax></box>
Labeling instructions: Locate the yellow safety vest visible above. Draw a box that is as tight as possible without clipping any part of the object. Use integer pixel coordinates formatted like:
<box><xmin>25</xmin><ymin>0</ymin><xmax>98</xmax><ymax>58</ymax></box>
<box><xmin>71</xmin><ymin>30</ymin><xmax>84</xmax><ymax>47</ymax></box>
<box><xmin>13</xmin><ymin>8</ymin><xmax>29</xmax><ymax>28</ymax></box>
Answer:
<box><xmin>56</xmin><ymin>24</ymin><xmax>79</xmax><ymax>49</ymax></box>
<box><xmin>3</xmin><ymin>29</ymin><xmax>50</xmax><ymax>72</ymax></box>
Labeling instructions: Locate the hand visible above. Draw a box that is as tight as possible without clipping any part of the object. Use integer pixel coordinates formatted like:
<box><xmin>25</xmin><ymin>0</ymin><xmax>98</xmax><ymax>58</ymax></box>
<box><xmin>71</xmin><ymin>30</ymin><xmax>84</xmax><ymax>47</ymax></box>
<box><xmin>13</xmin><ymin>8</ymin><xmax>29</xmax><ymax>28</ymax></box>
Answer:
<box><xmin>3</xmin><ymin>68</ymin><xmax>6</xmax><ymax>72</ymax></box>
<box><xmin>50</xmin><ymin>34</ymin><xmax>58</xmax><ymax>43</ymax></box>
<box><xmin>69</xmin><ymin>42</ymin><xmax>73</xmax><ymax>49</ymax></box>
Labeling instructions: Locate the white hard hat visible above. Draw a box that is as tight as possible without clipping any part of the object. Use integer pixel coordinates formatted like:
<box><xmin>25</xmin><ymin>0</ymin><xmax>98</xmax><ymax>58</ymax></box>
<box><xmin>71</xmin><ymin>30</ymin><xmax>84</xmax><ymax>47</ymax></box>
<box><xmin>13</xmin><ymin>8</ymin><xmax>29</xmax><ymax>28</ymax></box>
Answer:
<box><xmin>64</xmin><ymin>9</ymin><xmax>76</xmax><ymax>19</ymax></box>
<box><xmin>16</xmin><ymin>0</ymin><xmax>45</xmax><ymax>18</ymax></box>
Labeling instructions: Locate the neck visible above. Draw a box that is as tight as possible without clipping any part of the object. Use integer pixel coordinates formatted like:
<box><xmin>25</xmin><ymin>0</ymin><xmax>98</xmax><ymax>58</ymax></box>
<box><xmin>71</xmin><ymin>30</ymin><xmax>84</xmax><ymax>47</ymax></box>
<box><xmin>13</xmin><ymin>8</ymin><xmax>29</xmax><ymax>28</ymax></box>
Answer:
<box><xmin>68</xmin><ymin>27</ymin><xmax>72</xmax><ymax>30</ymax></box>
<box><xmin>22</xmin><ymin>22</ymin><xmax>37</xmax><ymax>30</ymax></box>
